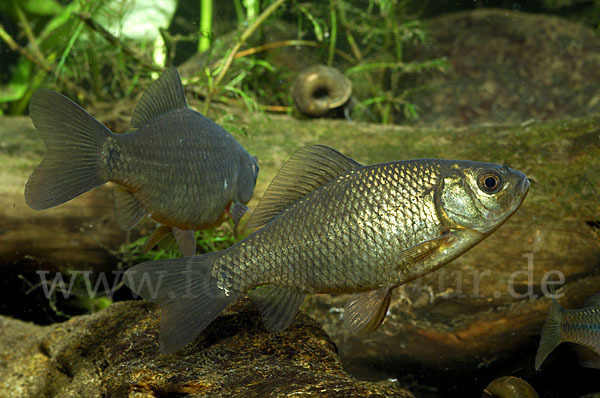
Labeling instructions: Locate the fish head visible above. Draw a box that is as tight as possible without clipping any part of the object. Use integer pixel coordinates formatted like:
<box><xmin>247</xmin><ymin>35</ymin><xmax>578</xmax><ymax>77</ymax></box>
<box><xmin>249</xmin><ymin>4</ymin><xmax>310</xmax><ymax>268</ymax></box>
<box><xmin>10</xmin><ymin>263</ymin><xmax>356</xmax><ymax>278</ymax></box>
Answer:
<box><xmin>236</xmin><ymin>153</ymin><xmax>260</xmax><ymax>204</ymax></box>
<box><xmin>438</xmin><ymin>161</ymin><xmax>529</xmax><ymax>235</ymax></box>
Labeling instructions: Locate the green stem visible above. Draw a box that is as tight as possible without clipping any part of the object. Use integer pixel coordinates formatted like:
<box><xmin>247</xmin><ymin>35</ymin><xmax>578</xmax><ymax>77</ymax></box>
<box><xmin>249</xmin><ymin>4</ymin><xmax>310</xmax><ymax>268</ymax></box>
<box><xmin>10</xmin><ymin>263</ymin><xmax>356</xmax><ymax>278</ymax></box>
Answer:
<box><xmin>233</xmin><ymin>0</ymin><xmax>244</xmax><ymax>25</ymax></box>
<box><xmin>199</xmin><ymin>0</ymin><xmax>212</xmax><ymax>52</ymax></box>
<box><xmin>327</xmin><ymin>0</ymin><xmax>337</xmax><ymax>66</ymax></box>
<box><xmin>55</xmin><ymin>20</ymin><xmax>84</xmax><ymax>82</ymax></box>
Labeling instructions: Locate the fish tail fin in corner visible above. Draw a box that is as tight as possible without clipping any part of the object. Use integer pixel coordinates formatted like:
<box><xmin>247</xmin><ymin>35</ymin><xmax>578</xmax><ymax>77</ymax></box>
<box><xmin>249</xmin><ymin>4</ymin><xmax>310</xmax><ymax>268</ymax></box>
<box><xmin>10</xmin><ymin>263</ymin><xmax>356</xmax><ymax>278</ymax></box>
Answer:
<box><xmin>25</xmin><ymin>88</ymin><xmax>112</xmax><ymax>210</ymax></box>
<box><xmin>535</xmin><ymin>298</ymin><xmax>564</xmax><ymax>370</ymax></box>
<box><xmin>123</xmin><ymin>253</ymin><xmax>238</xmax><ymax>354</ymax></box>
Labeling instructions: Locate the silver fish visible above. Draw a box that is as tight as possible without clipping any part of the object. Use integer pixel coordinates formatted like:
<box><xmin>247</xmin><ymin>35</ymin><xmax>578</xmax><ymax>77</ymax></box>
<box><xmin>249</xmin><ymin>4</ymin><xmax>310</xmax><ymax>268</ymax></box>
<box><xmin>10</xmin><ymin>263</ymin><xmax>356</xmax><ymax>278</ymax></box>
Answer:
<box><xmin>124</xmin><ymin>145</ymin><xmax>529</xmax><ymax>353</ymax></box>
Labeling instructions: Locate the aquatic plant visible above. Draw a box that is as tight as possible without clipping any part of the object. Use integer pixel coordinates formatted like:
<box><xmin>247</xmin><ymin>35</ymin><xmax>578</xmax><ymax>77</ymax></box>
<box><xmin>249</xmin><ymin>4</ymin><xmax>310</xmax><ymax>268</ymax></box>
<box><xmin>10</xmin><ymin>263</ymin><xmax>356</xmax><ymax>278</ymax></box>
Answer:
<box><xmin>119</xmin><ymin>223</ymin><xmax>239</xmax><ymax>265</ymax></box>
<box><xmin>0</xmin><ymin>0</ymin><xmax>448</xmax><ymax>124</ymax></box>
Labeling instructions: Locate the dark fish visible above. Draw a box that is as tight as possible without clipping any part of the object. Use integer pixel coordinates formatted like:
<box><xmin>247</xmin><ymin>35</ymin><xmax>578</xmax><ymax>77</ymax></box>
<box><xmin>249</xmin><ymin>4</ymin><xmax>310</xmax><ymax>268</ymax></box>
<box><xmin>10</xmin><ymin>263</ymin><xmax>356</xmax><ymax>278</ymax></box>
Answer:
<box><xmin>535</xmin><ymin>293</ymin><xmax>600</xmax><ymax>370</ymax></box>
<box><xmin>25</xmin><ymin>67</ymin><xmax>259</xmax><ymax>256</ymax></box>
<box><xmin>124</xmin><ymin>145</ymin><xmax>529</xmax><ymax>353</ymax></box>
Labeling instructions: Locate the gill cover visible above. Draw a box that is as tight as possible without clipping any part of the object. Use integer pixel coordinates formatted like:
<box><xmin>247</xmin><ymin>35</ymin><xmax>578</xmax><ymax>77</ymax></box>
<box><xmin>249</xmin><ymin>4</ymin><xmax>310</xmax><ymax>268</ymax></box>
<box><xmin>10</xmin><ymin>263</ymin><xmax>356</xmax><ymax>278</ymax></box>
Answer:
<box><xmin>439</xmin><ymin>163</ymin><xmax>528</xmax><ymax>234</ymax></box>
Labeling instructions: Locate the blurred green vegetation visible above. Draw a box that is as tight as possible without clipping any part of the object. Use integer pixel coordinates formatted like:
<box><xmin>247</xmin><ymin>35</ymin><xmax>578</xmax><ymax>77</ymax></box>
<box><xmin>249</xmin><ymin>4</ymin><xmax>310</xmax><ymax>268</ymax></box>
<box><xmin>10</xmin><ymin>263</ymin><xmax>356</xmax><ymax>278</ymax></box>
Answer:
<box><xmin>118</xmin><ymin>224</ymin><xmax>239</xmax><ymax>265</ymax></box>
<box><xmin>1</xmin><ymin>0</ymin><xmax>597</xmax><ymax>121</ymax></box>
<box><xmin>0</xmin><ymin>0</ymin><xmax>451</xmax><ymax>124</ymax></box>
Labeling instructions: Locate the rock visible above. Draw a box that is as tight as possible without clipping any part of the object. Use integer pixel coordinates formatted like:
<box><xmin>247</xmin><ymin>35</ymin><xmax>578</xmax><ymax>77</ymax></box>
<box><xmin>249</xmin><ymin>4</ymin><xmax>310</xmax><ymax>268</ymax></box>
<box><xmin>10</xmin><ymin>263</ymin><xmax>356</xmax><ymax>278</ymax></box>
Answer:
<box><xmin>405</xmin><ymin>9</ymin><xmax>600</xmax><ymax>126</ymax></box>
<box><xmin>0</xmin><ymin>300</ymin><xmax>413</xmax><ymax>397</ymax></box>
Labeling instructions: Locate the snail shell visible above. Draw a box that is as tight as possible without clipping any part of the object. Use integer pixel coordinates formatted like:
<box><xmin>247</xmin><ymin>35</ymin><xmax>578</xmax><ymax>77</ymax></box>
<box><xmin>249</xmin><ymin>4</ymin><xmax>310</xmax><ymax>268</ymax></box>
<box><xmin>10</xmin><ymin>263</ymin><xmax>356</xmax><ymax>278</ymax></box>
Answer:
<box><xmin>483</xmin><ymin>376</ymin><xmax>539</xmax><ymax>398</ymax></box>
<box><xmin>291</xmin><ymin>65</ymin><xmax>352</xmax><ymax>117</ymax></box>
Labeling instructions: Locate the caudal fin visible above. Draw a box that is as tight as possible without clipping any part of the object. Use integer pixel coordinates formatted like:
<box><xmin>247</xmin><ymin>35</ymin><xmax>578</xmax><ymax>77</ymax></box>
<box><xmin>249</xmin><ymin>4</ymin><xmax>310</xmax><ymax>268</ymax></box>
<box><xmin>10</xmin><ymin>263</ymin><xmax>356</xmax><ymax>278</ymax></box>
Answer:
<box><xmin>123</xmin><ymin>253</ymin><xmax>238</xmax><ymax>354</ymax></box>
<box><xmin>535</xmin><ymin>298</ymin><xmax>564</xmax><ymax>370</ymax></box>
<box><xmin>25</xmin><ymin>88</ymin><xmax>111</xmax><ymax>210</ymax></box>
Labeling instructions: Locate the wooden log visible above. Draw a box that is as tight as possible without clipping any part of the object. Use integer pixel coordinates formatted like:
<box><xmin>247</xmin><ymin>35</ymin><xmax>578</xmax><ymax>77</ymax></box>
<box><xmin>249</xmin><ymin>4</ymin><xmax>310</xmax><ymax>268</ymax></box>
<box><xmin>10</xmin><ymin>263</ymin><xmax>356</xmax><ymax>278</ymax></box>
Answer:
<box><xmin>1</xmin><ymin>107</ymin><xmax>599</xmax><ymax>374</ymax></box>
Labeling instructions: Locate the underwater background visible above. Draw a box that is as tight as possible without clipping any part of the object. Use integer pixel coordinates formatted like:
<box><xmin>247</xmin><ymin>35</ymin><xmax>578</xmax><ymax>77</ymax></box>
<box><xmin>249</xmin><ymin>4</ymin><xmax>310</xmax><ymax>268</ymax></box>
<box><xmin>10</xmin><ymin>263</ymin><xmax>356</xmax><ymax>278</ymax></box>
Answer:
<box><xmin>0</xmin><ymin>0</ymin><xmax>599</xmax><ymax>397</ymax></box>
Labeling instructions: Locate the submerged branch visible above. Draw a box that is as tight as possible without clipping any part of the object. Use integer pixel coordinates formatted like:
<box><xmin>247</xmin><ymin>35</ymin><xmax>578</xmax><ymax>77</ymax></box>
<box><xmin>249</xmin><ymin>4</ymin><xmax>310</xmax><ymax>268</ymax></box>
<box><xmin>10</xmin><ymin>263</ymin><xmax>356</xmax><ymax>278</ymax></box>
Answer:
<box><xmin>75</xmin><ymin>12</ymin><xmax>161</xmax><ymax>72</ymax></box>
<box><xmin>233</xmin><ymin>40</ymin><xmax>356</xmax><ymax>64</ymax></box>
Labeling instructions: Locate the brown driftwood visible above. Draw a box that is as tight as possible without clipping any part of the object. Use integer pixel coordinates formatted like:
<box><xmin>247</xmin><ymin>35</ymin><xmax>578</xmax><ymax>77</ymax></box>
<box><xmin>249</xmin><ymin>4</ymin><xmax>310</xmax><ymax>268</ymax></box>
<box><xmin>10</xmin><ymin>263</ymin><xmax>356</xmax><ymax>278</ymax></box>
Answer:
<box><xmin>0</xmin><ymin>117</ymin><xmax>125</xmax><ymax>273</ymax></box>
<box><xmin>1</xmin><ymin>109</ymin><xmax>599</xmax><ymax>375</ymax></box>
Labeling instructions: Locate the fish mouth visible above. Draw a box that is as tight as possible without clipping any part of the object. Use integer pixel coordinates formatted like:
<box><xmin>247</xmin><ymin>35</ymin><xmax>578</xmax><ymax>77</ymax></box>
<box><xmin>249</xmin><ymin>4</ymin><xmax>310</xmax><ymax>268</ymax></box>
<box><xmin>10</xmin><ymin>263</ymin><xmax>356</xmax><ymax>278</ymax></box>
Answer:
<box><xmin>517</xmin><ymin>177</ymin><xmax>530</xmax><ymax>205</ymax></box>
<box><xmin>521</xmin><ymin>177</ymin><xmax>530</xmax><ymax>195</ymax></box>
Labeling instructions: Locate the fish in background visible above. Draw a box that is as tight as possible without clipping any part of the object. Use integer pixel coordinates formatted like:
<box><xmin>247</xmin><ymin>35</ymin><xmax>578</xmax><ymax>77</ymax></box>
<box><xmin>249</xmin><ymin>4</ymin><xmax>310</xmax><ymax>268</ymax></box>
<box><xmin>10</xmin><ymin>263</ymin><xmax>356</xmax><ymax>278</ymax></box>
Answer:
<box><xmin>25</xmin><ymin>66</ymin><xmax>259</xmax><ymax>256</ymax></box>
<box><xmin>124</xmin><ymin>145</ymin><xmax>529</xmax><ymax>354</ymax></box>
<box><xmin>535</xmin><ymin>292</ymin><xmax>600</xmax><ymax>370</ymax></box>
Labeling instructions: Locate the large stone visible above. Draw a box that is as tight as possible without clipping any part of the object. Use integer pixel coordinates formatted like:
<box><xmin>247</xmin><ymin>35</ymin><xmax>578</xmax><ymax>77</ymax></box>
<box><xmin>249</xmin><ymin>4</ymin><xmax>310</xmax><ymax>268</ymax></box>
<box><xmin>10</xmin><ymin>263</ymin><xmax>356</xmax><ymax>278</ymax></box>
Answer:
<box><xmin>404</xmin><ymin>9</ymin><xmax>600</xmax><ymax>126</ymax></box>
<box><xmin>0</xmin><ymin>300</ymin><xmax>413</xmax><ymax>397</ymax></box>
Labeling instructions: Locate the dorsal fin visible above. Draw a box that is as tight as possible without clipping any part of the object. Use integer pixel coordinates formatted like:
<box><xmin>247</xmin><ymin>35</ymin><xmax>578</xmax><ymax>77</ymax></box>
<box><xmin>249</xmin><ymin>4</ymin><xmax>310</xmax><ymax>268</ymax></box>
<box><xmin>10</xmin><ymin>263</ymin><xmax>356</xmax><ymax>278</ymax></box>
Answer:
<box><xmin>130</xmin><ymin>66</ymin><xmax>188</xmax><ymax>129</ymax></box>
<box><xmin>246</xmin><ymin>145</ymin><xmax>361</xmax><ymax>229</ymax></box>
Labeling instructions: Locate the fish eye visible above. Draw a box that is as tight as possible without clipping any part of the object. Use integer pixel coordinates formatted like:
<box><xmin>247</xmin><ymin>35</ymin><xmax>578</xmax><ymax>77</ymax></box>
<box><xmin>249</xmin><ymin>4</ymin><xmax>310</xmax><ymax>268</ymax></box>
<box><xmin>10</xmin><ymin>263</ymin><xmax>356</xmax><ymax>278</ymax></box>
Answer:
<box><xmin>477</xmin><ymin>171</ymin><xmax>502</xmax><ymax>194</ymax></box>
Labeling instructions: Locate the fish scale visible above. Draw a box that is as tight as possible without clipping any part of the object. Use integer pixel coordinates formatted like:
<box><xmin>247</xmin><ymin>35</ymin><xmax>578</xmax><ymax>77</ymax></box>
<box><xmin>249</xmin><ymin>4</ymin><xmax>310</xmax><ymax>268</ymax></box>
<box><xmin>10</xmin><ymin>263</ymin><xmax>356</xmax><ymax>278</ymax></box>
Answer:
<box><xmin>109</xmin><ymin>112</ymin><xmax>242</xmax><ymax>228</ymax></box>
<box><xmin>562</xmin><ymin>307</ymin><xmax>600</xmax><ymax>346</ymax></box>
<box><xmin>216</xmin><ymin>161</ymin><xmax>459</xmax><ymax>292</ymax></box>
<box><xmin>125</xmin><ymin>144</ymin><xmax>529</xmax><ymax>354</ymax></box>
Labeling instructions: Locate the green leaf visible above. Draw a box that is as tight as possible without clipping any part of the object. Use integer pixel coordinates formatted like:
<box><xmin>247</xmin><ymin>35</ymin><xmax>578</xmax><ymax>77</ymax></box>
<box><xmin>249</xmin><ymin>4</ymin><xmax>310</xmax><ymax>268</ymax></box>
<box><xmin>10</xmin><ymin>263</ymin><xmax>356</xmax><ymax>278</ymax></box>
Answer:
<box><xmin>403</xmin><ymin>103</ymin><xmax>419</xmax><ymax>120</ymax></box>
<box><xmin>0</xmin><ymin>58</ymin><xmax>32</xmax><ymax>103</ymax></box>
<box><xmin>21</xmin><ymin>0</ymin><xmax>63</xmax><ymax>16</ymax></box>
<box><xmin>39</xmin><ymin>1</ymin><xmax>79</xmax><ymax>41</ymax></box>
<box><xmin>298</xmin><ymin>5</ymin><xmax>324</xmax><ymax>41</ymax></box>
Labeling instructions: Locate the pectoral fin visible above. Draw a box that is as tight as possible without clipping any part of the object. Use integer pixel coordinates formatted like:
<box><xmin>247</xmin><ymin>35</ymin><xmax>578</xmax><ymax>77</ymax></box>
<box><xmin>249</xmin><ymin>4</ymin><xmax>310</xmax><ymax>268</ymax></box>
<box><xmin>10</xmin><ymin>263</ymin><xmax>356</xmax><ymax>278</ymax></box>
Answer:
<box><xmin>344</xmin><ymin>287</ymin><xmax>393</xmax><ymax>336</ymax></box>
<box><xmin>231</xmin><ymin>202</ymin><xmax>248</xmax><ymax>238</ymax></box>
<box><xmin>173</xmin><ymin>228</ymin><xmax>196</xmax><ymax>257</ymax></box>
<box><xmin>248</xmin><ymin>285</ymin><xmax>305</xmax><ymax>333</ymax></box>
<box><xmin>396</xmin><ymin>232</ymin><xmax>454</xmax><ymax>268</ymax></box>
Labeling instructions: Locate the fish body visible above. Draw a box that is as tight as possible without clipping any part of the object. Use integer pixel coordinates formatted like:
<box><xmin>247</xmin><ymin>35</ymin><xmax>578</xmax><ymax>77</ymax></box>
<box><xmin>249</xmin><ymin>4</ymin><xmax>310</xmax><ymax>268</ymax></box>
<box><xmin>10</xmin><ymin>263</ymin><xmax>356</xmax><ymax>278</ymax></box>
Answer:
<box><xmin>104</xmin><ymin>107</ymin><xmax>252</xmax><ymax>230</ymax></box>
<box><xmin>124</xmin><ymin>145</ymin><xmax>529</xmax><ymax>353</ymax></box>
<box><xmin>535</xmin><ymin>294</ymin><xmax>600</xmax><ymax>370</ymax></box>
<box><xmin>25</xmin><ymin>67</ymin><xmax>258</xmax><ymax>256</ymax></box>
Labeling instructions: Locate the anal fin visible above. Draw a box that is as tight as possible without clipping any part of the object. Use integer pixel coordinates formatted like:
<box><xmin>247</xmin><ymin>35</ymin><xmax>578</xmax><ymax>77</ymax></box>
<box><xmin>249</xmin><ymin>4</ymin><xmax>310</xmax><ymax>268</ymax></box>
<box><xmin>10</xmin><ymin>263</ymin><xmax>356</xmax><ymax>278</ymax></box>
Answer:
<box><xmin>344</xmin><ymin>287</ymin><xmax>393</xmax><ymax>336</ymax></box>
<box><xmin>113</xmin><ymin>187</ymin><xmax>146</xmax><ymax>230</ymax></box>
<box><xmin>248</xmin><ymin>285</ymin><xmax>305</xmax><ymax>332</ymax></box>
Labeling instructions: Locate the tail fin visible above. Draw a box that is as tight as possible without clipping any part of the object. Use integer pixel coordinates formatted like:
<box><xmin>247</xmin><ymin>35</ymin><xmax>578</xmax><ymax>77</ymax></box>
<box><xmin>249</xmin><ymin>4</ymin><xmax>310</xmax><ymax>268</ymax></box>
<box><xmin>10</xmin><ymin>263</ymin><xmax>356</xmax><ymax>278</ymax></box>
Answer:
<box><xmin>535</xmin><ymin>298</ymin><xmax>563</xmax><ymax>370</ymax></box>
<box><xmin>25</xmin><ymin>88</ymin><xmax>111</xmax><ymax>210</ymax></box>
<box><xmin>123</xmin><ymin>253</ymin><xmax>238</xmax><ymax>354</ymax></box>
